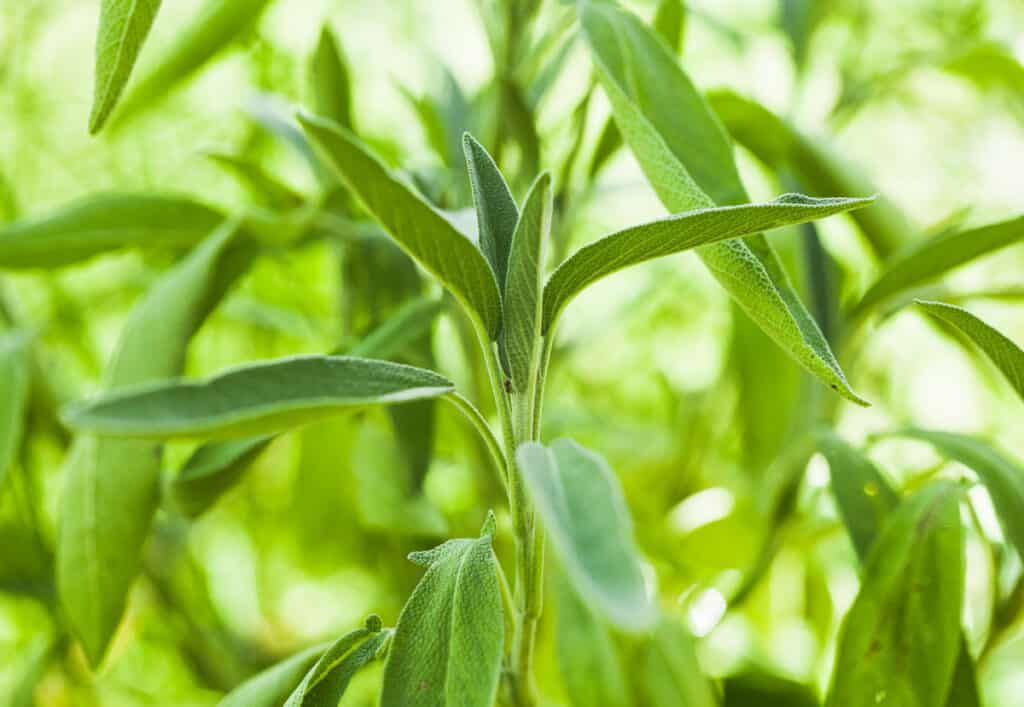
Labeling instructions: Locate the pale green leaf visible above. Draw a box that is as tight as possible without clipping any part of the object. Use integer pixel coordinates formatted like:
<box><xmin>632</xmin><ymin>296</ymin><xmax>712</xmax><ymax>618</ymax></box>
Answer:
<box><xmin>64</xmin><ymin>355</ymin><xmax>454</xmax><ymax>441</ymax></box>
<box><xmin>517</xmin><ymin>439</ymin><xmax>656</xmax><ymax>630</ymax></box>
<box><xmin>309</xmin><ymin>26</ymin><xmax>353</xmax><ymax>130</ymax></box>
<box><xmin>0</xmin><ymin>331</ymin><xmax>31</xmax><ymax>490</ymax></box>
<box><xmin>57</xmin><ymin>219</ymin><xmax>255</xmax><ymax>665</ymax></box>
<box><xmin>89</xmin><ymin>0</ymin><xmax>163</xmax><ymax>133</ymax></box>
<box><xmin>219</xmin><ymin>643</ymin><xmax>328</xmax><ymax>707</ymax></box>
<box><xmin>0</xmin><ymin>194</ymin><xmax>223</xmax><ymax>270</ymax></box>
<box><xmin>206</xmin><ymin>151</ymin><xmax>303</xmax><ymax>210</ymax></box>
<box><xmin>636</xmin><ymin>617</ymin><xmax>717</xmax><ymax>707</ymax></box>
<box><xmin>543</xmin><ymin>193</ymin><xmax>873</xmax><ymax>333</ymax></box>
<box><xmin>170</xmin><ymin>435</ymin><xmax>274</xmax><ymax>517</ymax></box>
<box><xmin>826</xmin><ymin>482</ymin><xmax>964</xmax><ymax>707</ymax></box>
<box><xmin>380</xmin><ymin>519</ymin><xmax>504</xmax><ymax>707</ymax></box>
<box><xmin>916</xmin><ymin>300</ymin><xmax>1024</xmax><ymax>404</ymax></box>
<box><xmin>298</xmin><ymin>114</ymin><xmax>503</xmax><ymax>338</ymax></box>
<box><xmin>284</xmin><ymin>617</ymin><xmax>390</xmax><ymax>707</ymax></box>
<box><xmin>463</xmin><ymin>133</ymin><xmax>519</xmax><ymax>290</ymax></box>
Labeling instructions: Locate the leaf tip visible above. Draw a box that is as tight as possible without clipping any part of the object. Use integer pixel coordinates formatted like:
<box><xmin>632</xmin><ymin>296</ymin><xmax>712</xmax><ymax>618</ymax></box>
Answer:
<box><xmin>364</xmin><ymin>614</ymin><xmax>383</xmax><ymax>632</ymax></box>
<box><xmin>480</xmin><ymin>510</ymin><xmax>497</xmax><ymax>538</ymax></box>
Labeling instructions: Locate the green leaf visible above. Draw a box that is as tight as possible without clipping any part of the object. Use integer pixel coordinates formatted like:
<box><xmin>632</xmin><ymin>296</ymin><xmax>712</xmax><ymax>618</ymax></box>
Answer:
<box><xmin>0</xmin><ymin>194</ymin><xmax>223</xmax><ymax>270</ymax></box>
<box><xmin>502</xmin><ymin>172</ymin><xmax>551</xmax><ymax>393</ymax></box>
<box><xmin>915</xmin><ymin>300</ymin><xmax>1024</xmax><ymax>404</ymax></box>
<box><xmin>346</xmin><ymin>297</ymin><xmax>443</xmax><ymax>361</ymax></box>
<box><xmin>112</xmin><ymin>0</ymin><xmax>275</xmax><ymax>128</ymax></box>
<box><xmin>579</xmin><ymin>0</ymin><xmax>867</xmax><ymax>405</ymax></box>
<box><xmin>857</xmin><ymin>217</ymin><xmax>1024</xmax><ymax>313</ymax></box>
<box><xmin>89</xmin><ymin>0</ymin><xmax>163</xmax><ymax>133</ymax></box>
<box><xmin>57</xmin><ymin>219</ymin><xmax>255</xmax><ymax>666</ymax></box>
<box><xmin>826</xmin><ymin>482</ymin><xmax>964</xmax><ymax>707</ymax></box>
<box><xmin>636</xmin><ymin>617</ymin><xmax>717</xmax><ymax>707</ymax></box>
<box><xmin>653</xmin><ymin>0</ymin><xmax>686</xmax><ymax>53</ymax></box>
<box><xmin>170</xmin><ymin>435</ymin><xmax>274</xmax><ymax>517</ymax></box>
<box><xmin>64</xmin><ymin>355</ymin><xmax>455</xmax><ymax>441</ymax></box>
<box><xmin>309</xmin><ymin>26</ymin><xmax>353</xmax><ymax>131</ymax></box>
<box><xmin>724</xmin><ymin>672</ymin><xmax>819</xmax><ymax>707</ymax></box>
<box><xmin>463</xmin><ymin>133</ymin><xmax>520</xmax><ymax>290</ymax></box>
<box><xmin>298</xmin><ymin>114</ymin><xmax>503</xmax><ymax>338</ymax></box>
<box><xmin>284</xmin><ymin>616</ymin><xmax>390</xmax><ymax>707</ymax></box>
<box><xmin>219</xmin><ymin>643</ymin><xmax>328</xmax><ymax>707</ymax></box>
<box><xmin>517</xmin><ymin>439</ymin><xmax>656</xmax><ymax>630</ymax></box>
<box><xmin>0</xmin><ymin>331</ymin><xmax>31</xmax><ymax>490</ymax></box>
<box><xmin>891</xmin><ymin>428</ymin><xmax>1024</xmax><ymax>558</ymax></box>
<box><xmin>380</xmin><ymin>518</ymin><xmax>504</xmax><ymax>707</ymax></box>
<box><xmin>542</xmin><ymin>193</ymin><xmax>874</xmax><ymax>333</ymax></box>
<box><xmin>816</xmin><ymin>430</ymin><xmax>899</xmax><ymax>562</ymax></box>
<box><xmin>206</xmin><ymin>151</ymin><xmax>303</xmax><ymax>209</ymax></box>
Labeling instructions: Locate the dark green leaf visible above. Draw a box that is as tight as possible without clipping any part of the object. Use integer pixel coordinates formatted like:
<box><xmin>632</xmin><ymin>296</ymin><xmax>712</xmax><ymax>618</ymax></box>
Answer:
<box><xmin>725</xmin><ymin>672</ymin><xmax>819</xmax><ymax>707</ymax></box>
<box><xmin>170</xmin><ymin>435</ymin><xmax>274</xmax><ymax>517</ymax></box>
<box><xmin>0</xmin><ymin>331</ymin><xmax>31</xmax><ymax>489</ymax></box>
<box><xmin>284</xmin><ymin>616</ymin><xmax>390</xmax><ymax>707</ymax></box>
<box><xmin>463</xmin><ymin>133</ymin><xmax>519</xmax><ymax>290</ymax></box>
<box><xmin>309</xmin><ymin>26</ymin><xmax>353</xmax><ymax>130</ymax></box>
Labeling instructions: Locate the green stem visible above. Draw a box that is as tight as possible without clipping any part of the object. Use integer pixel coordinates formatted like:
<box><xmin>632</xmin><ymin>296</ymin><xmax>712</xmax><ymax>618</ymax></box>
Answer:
<box><xmin>444</xmin><ymin>391</ymin><xmax>508</xmax><ymax>490</ymax></box>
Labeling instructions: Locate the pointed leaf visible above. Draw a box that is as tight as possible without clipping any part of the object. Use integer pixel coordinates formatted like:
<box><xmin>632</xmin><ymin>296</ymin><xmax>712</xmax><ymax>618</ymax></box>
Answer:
<box><xmin>463</xmin><ymin>133</ymin><xmax>519</xmax><ymax>289</ymax></box>
<box><xmin>0</xmin><ymin>332</ymin><xmax>30</xmax><ymax>490</ymax></box>
<box><xmin>219</xmin><ymin>643</ymin><xmax>328</xmax><ymax>707</ymax></box>
<box><xmin>285</xmin><ymin>617</ymin><xmax>390</xmax><ymax>707</ymax></box>
<box><xmin>826</xmin><ymin>482</ymin><xmax>964</xmax><ymax>707</ymax></box>
<box><xmin>579</xmin><ymin>0</ymin><xmax>867</xmax><ymax>405</ymax></box>
<box><xmin>380</xmin><ymin>523</ymin><xmax>504</xmax><ymax>706</ymax></box>
<box><xmin>346</xmin><ymin>297</ymin><xmax>443</xmax><ymax>360</ymax></box>
<box><xmin>916</xmin><ymin>300</ymin><xmax>1024</xmax><ymax>404</ymax></box>
<box><xmin>543</xmin><ymin>193</ymin><xmax>873</xmax><ymax>332</ymax></box>
<box><xmin>517</xmin><ymin>439</ymin><xmax>656</xmax><ymax>630</ymax></box>
<box><xmin>309</xmin><ymin>26</ymin><xmax>353</xmax><ymax>130</ymax></box>
<box><xmin>298</xmin><ymin>114</ymin><xmax>503</xmax><ymax>338</ymax></box>
<box><xmin>57</xmin><ymin>219</ymin><xmax>255</xmax><ymax>665</ymax></box>
<box><xmin>0</xmin><ymin>194</ymin><xmax>223</xmax><ymax>270</ymax></box>
<box><xmin>170</xmin><ymin>435</ymin><xmax>274</xmax><ymax>517</ymax></box>
<box><xmin>206</xmin><ymin>151</ymin><xmax>303</xmax><ymax>209</ymax></box>
<box><xmin>89</xmin><ymin>0</ymin><xmax>163</xmax><ymax>133</ymax></box>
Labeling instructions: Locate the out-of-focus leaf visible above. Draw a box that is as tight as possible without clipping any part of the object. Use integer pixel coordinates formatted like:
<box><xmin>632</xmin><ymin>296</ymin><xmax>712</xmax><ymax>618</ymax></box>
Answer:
<box><xmin>463</xmin><ymin>133</ymin><xmax>519</xmax><ymax>290</ymax></box>
<box><xmin>725</xmin><ymin>672</ymin><xmax>819</xmax><ymax>707</ymax></box>
<box><xmin>170</xmin><ymin>435</ymin><xmax>274</xmax><ymax>517</ymax></box>
<box><xmin>112</xmin><ymin>0</ymin><xmax>275</xmax><ymax>128</ymax></box>
<box><xmin>543</xmin><ymin>193</ymin><xmax>873</xmax><ymax>335</ymax></box>
<box><xmin>309</xmin><ymin>26</ymin><xmax>352</xmax><ymax>130</ymax></box>
<box><xmin>856</xmin><ymin>218</ymin><xmax>1024</xmax><ymax>314</ymax></box>
<box><xmin>57</xmin><ymin>219</ymin><xmax>256</xmax><ymax>666</ymax></box>
<box><xmin>944</xmin><ymin>42</ymin><xmax>1024</xmax><ymax>104</ymax></box>
<box><xmin>636</xmin><ymin>617</ymin><xmax>717</xmax><ymax>707</ymax></box>
<box><xmin>579</xmin><ymin>1</ymin><xmax>868</xmax><ymax>405</ymax></box>
<box><xmin>826</xmin><ymin>482</ymin><xmax>964</xmax><ymax>707</ymax></box>
<box><xmin>653</xmin><ymin>0</ymin><xmax>686</xmax><ymax>53</ymax></box>
<box><xmin>0</xmin><ymin>194</ymin><xmax>222</xmax><ymax>270</ymax></box>
<box><xmin>517</xmin><ymin>439</ymin><xmax>656</xmax><ymax>630</ymax></box>
<box><xmin>65</xmin><ymin>355</ymin><xmax>455</xmax><ymax>441</ymax></box>
<box><xmin>219</xmin><ymin>643</ymin><xmax>328</xmax><ymax>707</ymax></box>
<box><xmin>347</xmin><ymin>297</ymin><xmax>443</xmax><ymax>361</ymax></box>
<box><xmin>502</xmin><ymin>173</ymin><xmax>551</xmax><ymax>393</ymax></box>
<box><xmin>299</xmin><ymin>114</ymin><xmax>503</xmax><ymax>338</ymax></box>
<box><xmin>779</xmin><ymin>0</ymin><xmax>827</xmax><ymax>70</ymax></box>
<box><xmin>380</xmin><ymin>517</ymin><xmax>503</xmax><ymax>706</ymax></box>
<box><xmin>0</xmin><ymin>331</ymin><xmax>30</xmax><ymax>489</ymax></box>
<box><xmin>284</xmin><ymin>616</ymin><xmax>390</xmax><ymax>707</ymax></box>
<box><xmin>89</xmin><ymin>0</ymin><xmax>162</xmax><ymax>133</ymax></box>
<box><xmin>206</xmin><ymin>151</ymin><xmax>303</xmax><ymax>209</ymax></box>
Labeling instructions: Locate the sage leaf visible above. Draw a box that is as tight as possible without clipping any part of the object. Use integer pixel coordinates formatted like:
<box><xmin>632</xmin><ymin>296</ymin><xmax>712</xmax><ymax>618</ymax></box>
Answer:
<box><xmin>826</xmin><ymin>481</ymin><xmax>964</xmax><ymax>707</ymax></box>
<box><xmin>0</xmin><ymin>331</ymin><xmax>31</xmax><ymax>489</ymax></box>
<box><xmin>206</xmin><ymin>151</ymin><xmax>303</xmax><ymax>210</ymax></box>
<box><xmin>170</xmin><ymin>435</ymin><xmax>274</xmax><ymax>517</ymax></box>
<box><xmin>463</xmin><ymin>133</ymin><xmax>520</xmax><ymax>290</ymax></box>
<box><xmin>298</xmin><ymin>114</ymin><xmax>503</xmax><ymax>338</ymax></box>
<box><xmin>64</xmin><ymin>355</ymin><xmax>455</xmax><ymax>441</ymax></box>
<box><xmin>636</xmin><ymin>617</ymin><xmax>717</xmax><ymax>707</ymax></box>
<box><xmin>310</xmin><ymin>26</ymin><xmax>353</xmax><ymax>130</ymax></box>
<box><xmin>653</xmin><ymin>0</ymin><xmax>686</xmax><ymax>53</ymax></box>
<box><xmin>89</xmin><ymin>0</ymin><xmax>162</xmax><ymax>134</ymax></box>
<box><xmin>284</xmin><ymin>616</ymin><xmax>390</xmax><ymax>707</ymax></box>
<box><xmin>579</xmin><ymin>0</ymin><xmax>867</xmax><ymax>405</ymax></box>
<box><xmin>503</xmin><ymin>172</ymin><xmax>551</xmax><ymax>392</ymax></box>
<box><xmin>380</xmin><ymin>518</ymin><xmax>504</xmax><ymax>707</ymax></box>
<box><xmin>219</xmin><ymin>643</ymin><xmax>328</xmax><ymax>707</ymax></box>
<box><xmin>725</xmin><ymin>673</ymin><xmax>819</xmax><ymax>707</ymax></box>
<box><xmin>517</xmin><ymin>439</ymin><xmax>656</xmax><ymax>630</ymax></box>
<box><xmin>892</xmin><ymin>428</ymin><xmax>1024</xmax><ymax>558</ymax></box>
<box><xmin>542</xmin><ymin>193</ymin><xmax>873</xmax><ymax>333</ymax></box>
<box><xmin>57</xmin><ymin>219</ymin><xmax>255</xmax><ymax>665</ymax></box>
<box><xmin>0</xmin><ymin>194</ymin><xmax>222</xmax><ymax>270</ymax></box>
<box><xmin>916</xmin><ymin>300</ymin><xmax>1024</xmax><ymax>404</ymax></box>
<box><xmin>346</xmin><ymin>297</ymin><xmax>443</xmax><ymax>361</ymax></box>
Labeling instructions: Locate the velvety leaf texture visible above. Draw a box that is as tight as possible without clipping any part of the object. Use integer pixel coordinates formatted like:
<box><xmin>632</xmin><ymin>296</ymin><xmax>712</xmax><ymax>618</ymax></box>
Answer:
<box><xmin>579</xmin><ymin>0</ymin><xmax>868</xmax><ymax>405</ymax></box>
<box><xmin>170</xmin><ymin>435</ymin><xmax>274</xmax><ymax>517</ymax></box>
<box><xmin>916</xmin><ymin>300</ymin><xmax>1024</xmax><ymax>404</ymax></box>
<box><xmin>463</xmin><ymin>133</ymin><xmax>520</xmax><ymax>290</ymax></box>
<box><xmin>298</xmin><ymin>114</ymin><xmax>503</xmax><ymax>338</ymax></box>
<box><xmin>284</xmin><ymin>617</ymin><xmax>390</xmax><ymax>707</ymax></box>
<box><xmin>517</xmin><ymin>439</ymin><xmax>656</xmax><ymax>631</ymax></box>
<box><xmin>826</xmin><ymin>482</ymin><xmax>964</xmax><ymax>707</ymax></box>
<box><xmin>0</xmin><ymin>331</ymin><xmax>31</xmax><ymax>489</ymax></box>
<box><xmin>380</xmin><ymin>520</ymin><xmax>504</xmax><ymax>706</ymax></box>
<box><xmin>89</xmin><ymin>0</ymin><xmax>162</xmax><ymax>133</ymax></box>
<box><xmin>57</xmin><ymin>219</ymin><xmax>255</xmax><ymax>666</ymax></box>
<box><xmin>64</xmin><ymin>355</ymin><xmax>455</xmax><ymax>441</ymax></box>
<box><xmin>543</xmin><ymin>193</ymin><xmax>873</xmax><ymax>333</ymax></box>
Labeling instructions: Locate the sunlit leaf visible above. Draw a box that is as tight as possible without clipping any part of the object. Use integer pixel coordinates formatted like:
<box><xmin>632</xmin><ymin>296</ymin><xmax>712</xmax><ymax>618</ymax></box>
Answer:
<box><xmin>463</xmin><ymin>133</ymin><xmax>519</xmax><ymax>290</ymax></box>
<box><xmin>170</xmin><ymin>435</ymin><xmax>274</xmax><ymax>517</ymax></box>
<box><xmin>206</xmin><ymin>151</ymin><xmax>303</xmax><ymax>210</ymax></box>
<box><xmin>219</xmin><ymin>643</ymin><xmax>328</xmax><ymax>707</ymax></box>
<box><xmin>284</xmin><ymin>616</ymin><xmax>390</xmax><ymax>707</ymax></box>
<box><xmin>309</xmin><ymin>26</ymin><xmax>353</xmax><ymax>130</ymax></box>
<box><xmin>636</xmin><ymin>616</ymin><xmax>717</xmax><ymax>707</ymax></box>
<box><xmin>0</xmin><ymin>331</ymin><xmax>30</xmax><ymax>490</ymax></box>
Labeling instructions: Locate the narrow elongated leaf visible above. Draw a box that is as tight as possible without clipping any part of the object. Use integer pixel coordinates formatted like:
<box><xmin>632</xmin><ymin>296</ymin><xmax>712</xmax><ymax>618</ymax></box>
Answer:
<box><xmin>463</xmin><ymin>133</ymin><xmax>519</xmax><ymax>289</ymax></box>
<box><xmin>171</xmin><ymin>435</ymin><xmax>274</xmax><ymax>517</ymax></box>
<box><xmin>298</xmin><ymin>115</ymin><xmax>503</xmax><ymax>337</ymax></box>
<box><xmin>309</xmin><ymin>26</ymin><xmax>353</xmax><ymax>130</ymax></box>
<box><xmin>206</xmin><ymin>152</ymin><xmax>303</xmax><ymax>209</ymax></box>
<box><xmin>0</xmin><ymin>332</ymin><xmax>30</xmax><ymax>490</ymax></box>
<box><xmin>89</xmin><ymin>0</ymin><xmax>162</xmax><ymax>133</ymax></box>
<box><xmin>285</xmin><ymin>616</ymin><xmax>390</xmax><ymax>707</ymax></box>
<box><xmin>380</xmin><ymin>518</ymin><xmax>504</xmax><ymax>707</ymax></box>
<box><xmin>502</xmin><ymin>173</ymin><xmax>551</xmax><ymax>392</ymax></box>
<box><xmin>58</xmin><ymin>219</ymin><xmax>255</xmax><ymax>665</ymax></box>
<box><xmin>65</xmin><ymin>355</ymin><xmax>454</xmax><ymax>441</ymax></box>
<box><xmin>0</xmin><ymin>194</ymin><xmax>222</xmax><ymax>269</ymax></box>
<box><xmin>654</xmin><ymin>0</ymin><xmax>686</xmax><ymax>53</ymax></box>
<box><xmin>826</xmin><ymin>482</ymin><xmax>964</xmax><ymax>707</ymax></box>
<box><xmin>579</xmin><ymin>0</ymin><xmax>867</xmax><ymax>405</ymax></box>
<box><xmin>636</xmin><ymin>617</ymin><xmax>717</xmax><ymax>707</ymax></box>
<box><xmin>346</xmin><ymin>297</ymin><xmax>443</xmax><ymax>360</ymax></box>
<box><xmin>112</xmin><ymin>0</ymin><xmax>275</xmax><ymax>128</ymax></box>
<box><xmin>219</xmin><ymin>643</ymin><xmax>328</xmax><ymax>707</ymax></box>
<box><xmin>517</xmin><ymin>439</ymin><xmax>656</xmax><ymax>630</ymax></box>
<box><xmin>543</xmin><ymin>193</ymin><xmax>873</xmax><ymax>332</ymax></box>
<box><xmin>916</xmin><ymin>300</ymin><xmax>1024</xmax><ymax>403</ymax></box>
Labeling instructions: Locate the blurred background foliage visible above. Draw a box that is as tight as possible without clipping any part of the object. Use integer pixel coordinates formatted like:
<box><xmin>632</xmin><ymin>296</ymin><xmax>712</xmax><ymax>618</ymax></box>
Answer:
<box><xmin>1</xmin><ymin>0</ymin><xmax>1024</xmax><ymax>704</ymax></box>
